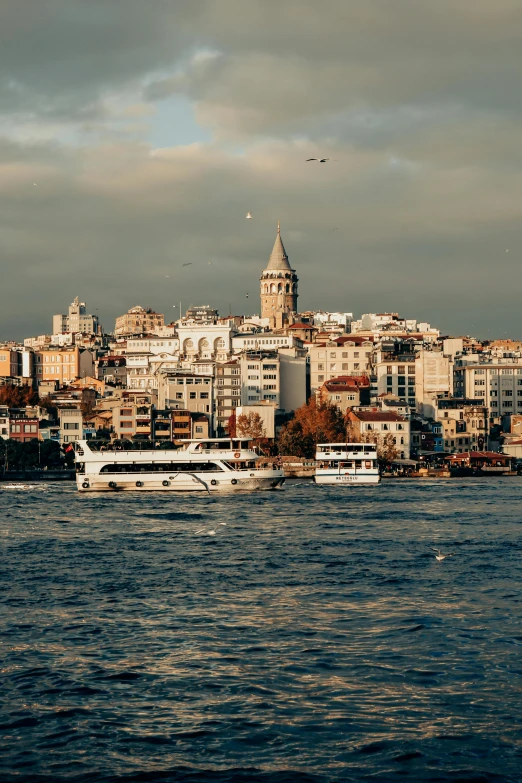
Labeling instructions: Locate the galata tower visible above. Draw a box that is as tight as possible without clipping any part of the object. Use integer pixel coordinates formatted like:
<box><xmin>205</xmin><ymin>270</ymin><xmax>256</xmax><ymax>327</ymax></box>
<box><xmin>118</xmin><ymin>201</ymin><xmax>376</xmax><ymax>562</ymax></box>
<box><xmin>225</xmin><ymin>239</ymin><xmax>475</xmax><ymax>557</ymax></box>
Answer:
<box><xmin>260</xmin><ymin>222</ymin><xmax>298</xmax><ymax>327</ymax></box>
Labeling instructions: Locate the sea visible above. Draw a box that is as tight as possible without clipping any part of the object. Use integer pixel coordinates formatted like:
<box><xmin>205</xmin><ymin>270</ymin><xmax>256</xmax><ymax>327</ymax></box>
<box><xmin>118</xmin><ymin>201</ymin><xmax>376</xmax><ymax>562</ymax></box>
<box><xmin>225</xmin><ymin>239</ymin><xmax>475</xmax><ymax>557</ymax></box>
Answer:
<box><xmin>1</xmin><ymin>478</ymin><xmax>521</xmax><ymax>783</ymax></box>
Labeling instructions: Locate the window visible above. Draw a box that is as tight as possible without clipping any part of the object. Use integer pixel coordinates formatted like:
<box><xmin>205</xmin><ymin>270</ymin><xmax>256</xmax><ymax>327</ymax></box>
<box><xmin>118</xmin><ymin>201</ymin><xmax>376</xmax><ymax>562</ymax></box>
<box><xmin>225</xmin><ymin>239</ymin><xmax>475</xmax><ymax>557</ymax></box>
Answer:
<box><xmin>504</xmin><ymin>390</ymin><xmax>513</xmax><ymax>397</ymax></box>
<box><xmin>354</xmin><ymin>352</ymin><xmax>359</xmax><ymax>358</ymax></box>
<box><xmin>318</xmin><ymin>375</ymin><xmax>324</xmax><ymax>382</ymax></box>
<box><xmin>247</xmin><ymin>364</ymin><xmax>258</xmax><ymax>370</ymax></box>
<box><xmin>387</xmin><ymin>366</ymin><xmax>393</xmax><ymax>375</ymax></box>
<box><xmin>189</xmin><ymin>392</ymin><xmax>196</xmax><ymax>399</ymax></box>
<box><xmin>263</xmin><ymin>384</ymin><xmax>276</xmax><ymax>390</ymax></box>
<box><xmin>120</xmin><ymin>421</ymin><xmax>133</xmax><ymax>428</ymax></box>
<box><xmin>342</xmin><ymin>352</ymin><xmax>348</xmax><ymax>359</ymax></box>
<box><xmin>121</xmin><ymin>408</ymin><xmax>132</xmax><ymax>415</ymax></box>
<box><xmin>176</xmin><ymin>392</ymin><xmax>183</xmax><ymax>400</ymax></box>
<box><xmin>64</xmin><ymin>422</ymin><xmax>79</xmax><ymax>430</ymax></box>
<box><xmin>408</xmin><ymin>366</ymin><xmax>415</xmax><ymax>375</ymax></box>
<box><xmin>330</xmin><ymin>352</ymin><xmax>337</xmax><ymax>358</ymax></box>
<box><xmin>263</xmin><ymin>374</ymin><xmax>277</xmax><ymax>380</ymax></box>
<box><xmin>200</xmin><ymin>392</ymin><xmax>209</xmax><ymax>399</ymax></box>
<box><xmin>354</xmin><ymin>363</ymin><xmax>360</xmax><ymax>370</ymax></box>
<box><xmin>330</xmin><ymin>363</ymin><xmax>337</xmax><ymax>371</ymax></box>
<box><xmin>248</xmin><ymin>375</ymin><xmax>259</xmax><ymax>380</ymax></box>
<box><xmin>342</xmin><ymin>363</ymin><xmax>348</xmax><ymax>371</ymax></box>
<box><xmin>502</xmin><ymin>369</ymin><xmax>513</xmax><ymax>375</ymax></box>
<box><xmin>398</xmin><ymin>375</ymin><xmax>405</xmax><ymax>385</ymax></box>
<box><xmin>263</xmin><ymin>364</ymin><xmax>277</xmax><ymax>370</ymax></box>
<box><xmin>475</xmin><ymin>380</ymin><xmax>485</xmax><ymax>386</ymax></box>
<box><xmin>318</xmin><ymin>363</ymin><xmax>324</xmax><ymax>371</ymax></box>
<box><xmin>398</xmin><ymin>366</ymin><xmax>405</xmax><ymax>374</ymax></box>
<box><xmin>503</xmin><ymin>401</ymin><xmax>512</xmax><ymax>408</ymax></box>
<box><xmin>195</xmin><ymin>426</ymin><xmax>203</xmax><ymax>434</ymax></box>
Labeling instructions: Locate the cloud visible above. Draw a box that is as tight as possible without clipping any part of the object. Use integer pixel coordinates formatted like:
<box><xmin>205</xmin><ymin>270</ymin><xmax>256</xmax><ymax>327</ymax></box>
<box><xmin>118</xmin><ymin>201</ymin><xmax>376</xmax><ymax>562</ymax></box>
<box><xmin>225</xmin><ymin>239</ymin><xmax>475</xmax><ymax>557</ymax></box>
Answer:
<box><xmin>1</xmin><ymin>0</ymin><xmax>521</xmax><ymax>339</ymax></box>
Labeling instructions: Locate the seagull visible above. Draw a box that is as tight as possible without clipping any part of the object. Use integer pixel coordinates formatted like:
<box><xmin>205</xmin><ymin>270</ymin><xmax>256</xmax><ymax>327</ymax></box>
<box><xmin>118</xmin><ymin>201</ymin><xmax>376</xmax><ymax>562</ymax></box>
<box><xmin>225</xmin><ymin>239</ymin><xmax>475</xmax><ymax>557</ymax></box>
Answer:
<box><xmin>182</xmin><ymin>263</ymin><xmax>192</xmax><ymax>267</ymax></box>
<box><xmin>306</xmin><ymin>158</ymin><xmax>318</xmax><ymax>161</ymax></box>
<box><xmin>33</xmin><ymin>183</ymin><xmax>37</xmax><ymax>186</ymax></box>
<box><xmin>245</xmin><ymin>293</ymin><xmax>249</xmax><ymax>298</ymax></box>
<box><xmin>195</xmin><ymin>523</ymin><xmax>226</xmax><ymax>536</ymax></box>
<box><xmin>246</xmin><ymin>211</ymin><xmax>253</xmax><ymax>219</ymax></box>
<box><xmin>432</xmin><ymin>548</ymin><xmax>455</xmax><ymax>561</ymax></box>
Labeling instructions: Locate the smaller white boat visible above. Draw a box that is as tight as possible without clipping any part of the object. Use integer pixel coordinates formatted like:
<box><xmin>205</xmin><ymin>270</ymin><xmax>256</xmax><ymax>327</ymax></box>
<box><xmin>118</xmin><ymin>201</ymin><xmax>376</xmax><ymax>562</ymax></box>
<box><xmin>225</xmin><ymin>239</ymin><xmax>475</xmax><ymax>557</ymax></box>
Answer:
<box><xmin>315</xmin><ymin>443</ymin><xmax>380</xmax><ymax>485</ymax></box>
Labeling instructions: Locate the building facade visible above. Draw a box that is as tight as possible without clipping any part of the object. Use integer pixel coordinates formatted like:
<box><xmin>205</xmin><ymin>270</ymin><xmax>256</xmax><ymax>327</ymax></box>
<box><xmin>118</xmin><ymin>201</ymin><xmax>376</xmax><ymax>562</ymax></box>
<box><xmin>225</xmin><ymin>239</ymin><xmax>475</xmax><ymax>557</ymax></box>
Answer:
<box><xmin>53</xmin><ymin>297</ymin><xmax>99</xmax><ymax>336</ymax></box>
<box><xmin>114</xmin><ymin>306</ymin><xmax>165</xmax><ymax>337</ymax></box>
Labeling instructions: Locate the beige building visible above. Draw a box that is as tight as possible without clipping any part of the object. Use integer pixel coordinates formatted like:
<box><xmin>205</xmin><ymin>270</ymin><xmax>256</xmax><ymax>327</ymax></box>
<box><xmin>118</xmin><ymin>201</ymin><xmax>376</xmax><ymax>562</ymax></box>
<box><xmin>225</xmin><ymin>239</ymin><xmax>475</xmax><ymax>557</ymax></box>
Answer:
<box><xmin>59</xmin><ymin>408</ymin><xmax>83</xmax><ymax>445</ymax></box>
<box><xmin>318</xmin><ymin>376</ymin><xmax>371</xmax><ymax>413</ymax></box>
<box><xmin>260</xmin><ymin>223</ymin><xmax>298</xmax><ymax>328</ymax></box>
<box><xmin>53</xmin><ymin>296</ymin><xmax>99</xmax><ymax>335</ymax></box>
<box><xmin>35</xmin><ymin>346</ymin><xmax>80</xmax><ymax>386</ymax></box>
<box><xmin>436</xmin><ymin>398</ymin><xmax>488</xmax><ymax>453</ymax></box>
<box><xmin>308</xmin><ymin>338</ymin><xmax>373</xmax><ymax>394</ymax></box>
<box><xmin>0</xmin><ymin>346</ymin><xmax>21</xmax><ymax>379</ymax></box>
<box><xmin>454</xmin><ymin>359</ymin><xmax>522</xmax><ymax>418</ymax></box>
<box><xmin>115</xmin><ymin>306</ymin><xmax>165</xmax><ymax>337</ymax></box>
<box><xmin>346</xmin><ymin>410</ymin><xmax>411</xmax><ymax>459</ymax></box>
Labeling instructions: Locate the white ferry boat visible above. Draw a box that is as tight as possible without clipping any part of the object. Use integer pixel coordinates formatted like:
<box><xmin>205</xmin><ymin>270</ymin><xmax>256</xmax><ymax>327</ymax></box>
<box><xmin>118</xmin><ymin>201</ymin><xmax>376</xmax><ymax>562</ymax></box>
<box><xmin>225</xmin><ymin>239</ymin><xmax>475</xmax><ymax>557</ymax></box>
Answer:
<box><xmin>315</xmin><ymin>443</ymin><xmax>380</xmax><ymax>485</ymax></box>
<box><xmin>74</xmin><ymin>438</ymin><xmax>284</xmax><ymax>493</ymax></box>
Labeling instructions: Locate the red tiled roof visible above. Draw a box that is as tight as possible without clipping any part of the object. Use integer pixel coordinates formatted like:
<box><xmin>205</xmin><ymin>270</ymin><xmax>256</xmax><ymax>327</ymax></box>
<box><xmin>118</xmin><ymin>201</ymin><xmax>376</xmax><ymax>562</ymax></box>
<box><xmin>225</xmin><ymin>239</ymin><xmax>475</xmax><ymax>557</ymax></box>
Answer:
<box><xmin>288</xmin><ymin>322</ymin><xmax>317</xmax><ymax>330</ymax></box>
<box><xmin>349</xmin><ymin>410</ymin><xmax>406</xmax><ymax>422</ymax></box>
<box><xmin>324</xmin><ymin>375</ymin><xmax>370</xmax><ymax>388</ymax></box>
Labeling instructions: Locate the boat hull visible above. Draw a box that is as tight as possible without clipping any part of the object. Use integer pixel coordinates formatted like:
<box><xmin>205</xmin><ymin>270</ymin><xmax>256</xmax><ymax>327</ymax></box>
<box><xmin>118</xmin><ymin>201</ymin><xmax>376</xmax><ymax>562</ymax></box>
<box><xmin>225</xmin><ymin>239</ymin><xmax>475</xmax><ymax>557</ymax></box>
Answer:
<box><xmin>315</xmin><ymin>472</ymin><xmax>380</xmax><ymax>485</ymax></box>
<box><xmin>77</xmin><ymin>469</ymin><xmax>284</xmax><ymax>492</ymax></box>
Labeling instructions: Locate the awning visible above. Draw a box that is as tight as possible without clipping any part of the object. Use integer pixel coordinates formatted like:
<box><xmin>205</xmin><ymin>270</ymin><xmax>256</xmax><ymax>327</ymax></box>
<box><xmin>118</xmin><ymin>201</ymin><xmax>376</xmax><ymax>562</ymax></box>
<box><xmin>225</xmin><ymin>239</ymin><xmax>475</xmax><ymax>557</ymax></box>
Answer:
<box><xmin>391</xmin><ymin>458</ymin><xmax>418</xmax><ymax>465</ymax></box>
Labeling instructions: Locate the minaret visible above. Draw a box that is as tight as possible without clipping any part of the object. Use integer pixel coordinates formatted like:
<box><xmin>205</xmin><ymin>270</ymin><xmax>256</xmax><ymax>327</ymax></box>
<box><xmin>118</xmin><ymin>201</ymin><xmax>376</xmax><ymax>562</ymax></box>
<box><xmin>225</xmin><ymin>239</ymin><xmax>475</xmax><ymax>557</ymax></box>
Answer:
<box><xmin>260</xmin><ymin>221</ymin><xmax>298</xmax><ymax>328</ymax></box>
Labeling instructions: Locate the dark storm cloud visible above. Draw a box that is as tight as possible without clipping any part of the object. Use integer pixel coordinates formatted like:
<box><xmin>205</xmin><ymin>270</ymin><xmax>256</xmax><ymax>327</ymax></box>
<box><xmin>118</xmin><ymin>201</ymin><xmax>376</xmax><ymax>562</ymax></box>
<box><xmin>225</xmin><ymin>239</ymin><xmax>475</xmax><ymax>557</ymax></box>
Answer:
<box><xmin>1</xmin><ymin>0</ymin><xmax>521</xmax><ymax>339</ymax></box>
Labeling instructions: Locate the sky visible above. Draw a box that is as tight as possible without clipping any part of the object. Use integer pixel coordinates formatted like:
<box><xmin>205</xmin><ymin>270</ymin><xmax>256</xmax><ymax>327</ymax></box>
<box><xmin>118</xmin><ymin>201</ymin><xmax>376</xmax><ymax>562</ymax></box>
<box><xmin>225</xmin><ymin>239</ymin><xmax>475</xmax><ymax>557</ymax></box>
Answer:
<box><xmin>1</xmin><ymin>0</ymin><xmax>521</xmax><ymax>340</ymax></box>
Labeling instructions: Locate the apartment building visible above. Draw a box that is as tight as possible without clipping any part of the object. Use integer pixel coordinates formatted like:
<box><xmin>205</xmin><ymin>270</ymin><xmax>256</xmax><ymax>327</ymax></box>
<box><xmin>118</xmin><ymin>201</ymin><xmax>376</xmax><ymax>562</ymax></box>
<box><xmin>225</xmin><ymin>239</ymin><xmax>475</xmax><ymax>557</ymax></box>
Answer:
<box><xmin>156</xmin><ymin>371</ymin><xmax>214</xmax><ymax>432</ymax></box>
<box><xmin>435</xmin><ymin>398</ymin><xmax>488</xmax><ymax>453</ymax></box>
<box><xmin>346</xmin><ymin>409</ymin><xmax>411</xmax><ymax>459</ymax></box>
<box><xmin>53</xmin><ymin>296</ymin><xmax>99</xmax><ymax>335</ymax></box>
<box><xmin>308</xmin><ymin>337</ymin><xmax>373</xmax><ymax>394</ymax></box>
<box><xmin>115</xmin><ymin>305</ymin><xmax>164</xmax><ymax>337</ymax></box>
<box><xmin>59</xmin><ymin>408</ymin><xmax>84</xmax><ymax>445</ymax></box>
<box><xmin>215</xmin><ymin>360</ymin><xmax>242</xmax><ymax>435</ymax></box>
<box><xmin>454</xmin><ymin>359</ymin><xmax>522</xmax><ymax>418</ymax></box>
<box><xmin>318</xmin><ymin>375</ymin><xmax>370</xmax><ymax>413</ymax></box>
<box><xmin>35</xmin><ymin>346</ymin><xmax>80</xmax><ymax>386</ymax></box>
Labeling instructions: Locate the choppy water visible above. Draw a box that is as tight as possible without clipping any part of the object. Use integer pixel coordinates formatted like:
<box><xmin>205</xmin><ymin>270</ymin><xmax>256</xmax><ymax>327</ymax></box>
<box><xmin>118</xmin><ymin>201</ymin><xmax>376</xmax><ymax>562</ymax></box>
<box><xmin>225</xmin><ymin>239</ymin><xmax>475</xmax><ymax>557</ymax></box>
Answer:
<box><xmin>1</xmin><ymin>479</ymin><xmax>521</xmax><ymax>783</ymax></box>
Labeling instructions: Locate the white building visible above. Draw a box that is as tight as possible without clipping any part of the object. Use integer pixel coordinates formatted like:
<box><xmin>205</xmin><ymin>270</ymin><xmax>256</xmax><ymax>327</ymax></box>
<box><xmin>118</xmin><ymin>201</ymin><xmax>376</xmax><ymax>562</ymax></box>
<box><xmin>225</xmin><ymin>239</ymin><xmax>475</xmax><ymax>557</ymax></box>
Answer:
<box><xmin>53</xmin><ymin>297</ymin><xmax>99</xmax><ymax>336</ymax></box>
<box><xmin>178</xmin><ymin>323</ymin><xmax>233</xmax><ymax>363</ymax></box>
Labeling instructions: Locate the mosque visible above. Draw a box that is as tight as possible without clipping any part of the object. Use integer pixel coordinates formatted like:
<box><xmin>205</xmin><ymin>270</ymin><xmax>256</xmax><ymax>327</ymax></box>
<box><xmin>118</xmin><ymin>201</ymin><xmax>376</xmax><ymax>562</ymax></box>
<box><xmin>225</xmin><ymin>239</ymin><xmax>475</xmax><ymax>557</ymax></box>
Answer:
<box><xmin>260</xmin><ymin>222</ymin><xmax>298</xmax><ymax>329</ymax></box>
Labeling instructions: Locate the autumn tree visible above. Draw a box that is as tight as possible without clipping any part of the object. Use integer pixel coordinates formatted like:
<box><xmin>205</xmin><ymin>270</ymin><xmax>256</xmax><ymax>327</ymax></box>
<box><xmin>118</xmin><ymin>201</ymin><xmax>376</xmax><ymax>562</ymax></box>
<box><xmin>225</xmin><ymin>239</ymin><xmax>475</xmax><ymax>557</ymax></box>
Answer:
<box><xmin>236</xmin><ymin>412</ymin><xmax>266</xmax><ymax>440</ymax></box>
<box><xmin>277</xmin><ymin>397</ymin><xmax>346</xmax><ymax>458</ymax></box>
<box><xmin>0</xmin><ymin>385</ymin><xmax>38</xmax><ymax>408</ymax></box>
<box><xmin>227</xmin><ymin>410</ymin><xmax>237</xmax><ymax>437</ymax></box>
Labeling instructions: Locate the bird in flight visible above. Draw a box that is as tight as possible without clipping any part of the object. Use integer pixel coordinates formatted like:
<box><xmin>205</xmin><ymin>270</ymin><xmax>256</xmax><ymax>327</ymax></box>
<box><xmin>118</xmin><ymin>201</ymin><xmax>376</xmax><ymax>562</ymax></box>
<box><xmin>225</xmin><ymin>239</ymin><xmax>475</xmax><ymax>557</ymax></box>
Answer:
<box><xmin>246</xmin><ymin>211</ymin><xmax>253</xmax><ymax>219</ymax></box>
<box><xmin>182</xmin><ymin>263</ymin><xmax>192</xmax><ymax>267</ymax></box>
<box><xmin>432</xmin><ymin>548</ymin><xmax>455</xmax><ymax>561</ymax></box>
<box><xmin>245</xmin><ymin>293</ymin><xmax>249</xmax><ymax>298</ymax></box>
<box><xmin>195</xmin><ymin>523</ymin><xmax>227</xmax><ymax>536</ymax></box>
<box><xmin>306</xmin><ymin>158</ymin><xmax>335</xmax><ymax>163</ymax></box>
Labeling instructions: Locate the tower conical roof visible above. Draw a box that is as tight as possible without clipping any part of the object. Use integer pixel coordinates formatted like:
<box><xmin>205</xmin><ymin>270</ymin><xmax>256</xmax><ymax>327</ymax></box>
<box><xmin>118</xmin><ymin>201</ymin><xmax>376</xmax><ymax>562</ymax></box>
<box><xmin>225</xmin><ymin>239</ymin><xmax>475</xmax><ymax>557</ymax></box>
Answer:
<box><xmin>265</xmin><ymin>222</ymin><xmax>292</xmax><ymax>271</ymax></box>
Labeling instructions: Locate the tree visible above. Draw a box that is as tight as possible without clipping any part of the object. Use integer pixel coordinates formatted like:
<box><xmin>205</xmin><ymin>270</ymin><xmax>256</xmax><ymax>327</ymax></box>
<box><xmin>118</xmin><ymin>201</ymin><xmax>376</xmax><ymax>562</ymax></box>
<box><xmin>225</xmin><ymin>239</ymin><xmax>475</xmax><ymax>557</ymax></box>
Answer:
<box><xmin>236</xmin><ymin>412</ymin><xmax>266</xmax><ymax>440</ymax></box>
<box><xmin>0</xmin><ymin>385</ymin><xmax>38</xmax><ymax>408</ymax></box>
<box><xmin>278</xmin><ymin>398</ymin><xmax>346</xmax><ymax>458</ymax></box>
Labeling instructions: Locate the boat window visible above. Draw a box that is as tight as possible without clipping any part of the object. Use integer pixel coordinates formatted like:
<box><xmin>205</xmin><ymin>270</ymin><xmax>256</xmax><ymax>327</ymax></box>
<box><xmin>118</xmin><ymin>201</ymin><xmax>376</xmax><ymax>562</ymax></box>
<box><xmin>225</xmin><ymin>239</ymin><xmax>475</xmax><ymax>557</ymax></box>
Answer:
<box><xmin>340</xmin><ymin>461</ymin><xmax>354</xmax><ymax>469</ymax></box>
<box><xmin>99</xmin><ymin>462</ymin><xmax>226</xmax><ymax>473</ymax></box>
<box><xmin>76</xmin><ymin>462</ymin><xmax>85</xmax><ymax>474</ymax></box>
